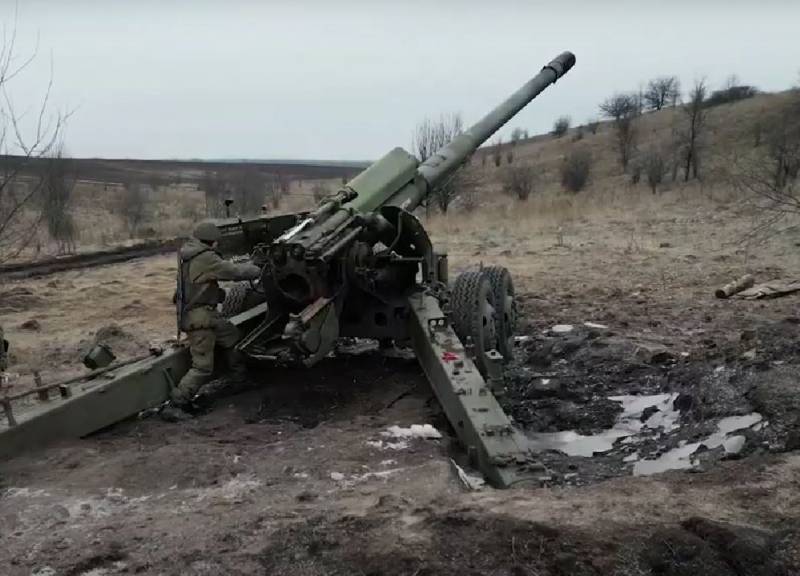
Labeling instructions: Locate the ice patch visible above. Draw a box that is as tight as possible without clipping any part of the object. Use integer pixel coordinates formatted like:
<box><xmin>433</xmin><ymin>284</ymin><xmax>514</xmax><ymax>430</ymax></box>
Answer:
<box><xmin>634</xmin><ymin>413</ymin><xmax>762</xmax><ymax>476</ymax></box>
<box><xmin>366</xmin><ymin>439</ymin><xmax>410</xmax><ymax>450</ymax></box>
<box><xmin>583</xmin><ymin>321</ymin><xmax>608</xmax><ymax>330</ymax></box>
<box><xmin>4</xmin><ymin>487</ymin><xmax>51</xmax><ymax>498</ymax></box>
<box><xmin>527</xmin><ymin>393</ymin><xmax>679</xmax><ymax>457</ymax></box>
<box><xmin>551</xmin><ymin>324</ymin><xmax>574</xmax><ymax>334</ymax></box>
<box><xmin>330</xmin><ymin>468</ymin><xmax>405</xmax><ymax>487</ymax></box>
<box><xmin>383</xmin><ymin>424</ymin><xmax>442</xmax><ymax>440</ymax></box>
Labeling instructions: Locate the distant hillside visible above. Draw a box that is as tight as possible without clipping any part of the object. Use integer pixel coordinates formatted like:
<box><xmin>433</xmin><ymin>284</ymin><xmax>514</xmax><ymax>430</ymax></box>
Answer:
<box><xmin>0</xmin><ymin>156</ymin><xmax>369</xmax><ymax>187</ymax></box>
<box><xmin>471</xmin><ymin>90</ymin><xmax>798</xmax><ymax>199</ymax></box>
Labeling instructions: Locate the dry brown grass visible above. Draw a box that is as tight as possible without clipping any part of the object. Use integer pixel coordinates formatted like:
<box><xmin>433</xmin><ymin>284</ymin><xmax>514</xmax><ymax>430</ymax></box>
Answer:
<box><xmin>9</xmin><ymin>90</ymin><xmax>795</xmax><ymax>261</ymax></box>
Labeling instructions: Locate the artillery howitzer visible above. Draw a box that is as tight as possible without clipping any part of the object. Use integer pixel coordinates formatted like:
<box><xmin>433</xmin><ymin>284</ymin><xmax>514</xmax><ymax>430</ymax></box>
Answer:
<box><xmin>0</xmin><ymin>52</ymin><xmax>575</xmax><ymax>487</ymax></box>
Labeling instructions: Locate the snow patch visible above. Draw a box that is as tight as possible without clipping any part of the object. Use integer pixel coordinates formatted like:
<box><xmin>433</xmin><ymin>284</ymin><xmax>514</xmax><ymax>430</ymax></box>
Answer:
<box><xmin>382</xmin><ymin>424</ymin><xmax>442</xmax><ymax>440</ymax></box>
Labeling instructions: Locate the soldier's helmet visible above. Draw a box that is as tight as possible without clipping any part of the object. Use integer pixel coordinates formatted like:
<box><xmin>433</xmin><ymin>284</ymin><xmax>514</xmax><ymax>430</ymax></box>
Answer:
<box><xmin>193</xmin><ymin>220</ymin><xmax>221</xmax><ymax>243</ymax></box>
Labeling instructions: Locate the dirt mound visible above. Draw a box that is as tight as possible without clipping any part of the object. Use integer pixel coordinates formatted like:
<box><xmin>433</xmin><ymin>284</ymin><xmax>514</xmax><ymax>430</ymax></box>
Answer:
<box><xmin>258</xmin><ymin>511</ymin><xmax>800</xmax><ymax>576</ymax></box>
<box><xmin>643</xmin><ymin>517</ymin><xmax>799</xmax><ymax>576</ymax></box>
<box><xmin>78</xmin><ymin>323</ymin><xmax>149</xmax><ymax>361</ymax></box>
<box><xmin>0</xmin><ymin>287</ymin><xmax>42</xmax><ymax>314</ymax></box>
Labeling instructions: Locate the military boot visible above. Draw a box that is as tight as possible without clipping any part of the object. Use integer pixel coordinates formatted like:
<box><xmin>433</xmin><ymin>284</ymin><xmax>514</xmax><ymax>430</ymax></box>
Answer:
<box><xmin>159</xmin><ymin>403</ymin><xmax>194</xmax><ymax>422</ymax></box>
<box><xmin>225</xmin><ymin>348</ymin><xmax>250</xmax><ymax>386</ymax></box>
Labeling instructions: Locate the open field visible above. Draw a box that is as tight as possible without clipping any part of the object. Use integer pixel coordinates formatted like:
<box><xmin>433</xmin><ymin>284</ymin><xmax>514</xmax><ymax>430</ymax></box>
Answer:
<box><xmin>2</xmin><ymin>186</ymin><xmax>800</xmax><ymax>574</ymax></box>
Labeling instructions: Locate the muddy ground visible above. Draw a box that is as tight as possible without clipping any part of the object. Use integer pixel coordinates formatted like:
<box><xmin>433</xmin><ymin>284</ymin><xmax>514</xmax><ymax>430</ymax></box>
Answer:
<box><xmin>1</xmin><ymin>200</ymin><xmax>800</xmax><ymax>575</ymax></box>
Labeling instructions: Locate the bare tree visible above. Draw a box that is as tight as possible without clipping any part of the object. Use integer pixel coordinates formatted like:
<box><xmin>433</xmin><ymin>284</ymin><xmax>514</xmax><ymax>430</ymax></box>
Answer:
<box><xmin>643</xmin><ymin>76</ymin><xmax>681</xmax><ymax>111</ymax></box>
<box><xmin>120</xmin><ymin>181</ymin><xmax>148</xmax><ymax>238</ymax></box>
<box><xmin>0</xmin><ymin>16</ymin><xmax>69</xmax><ymax>262</ymax></box>
<box><xmin>510</xmin><ymin>127</ymin><xmax>526</xmax><ymax>144</ymax></box>
<box><xmin>599</xmin><ymin>93</ymin><xmax>640</xmax><ymax>172</ymax></box>
<box><xmin>732</xmin><ymin>94</ymin><xmax>800</xmax><ymax>236</ymax></box>
<box><xmin>501</xmin><ymin>164</ymin><xmax>536</xmax><ymax>201</ymax></box>
<box><xmin>412</xmin><ymin>113</ymin><xmax>467</xmax><ymax>213</ymax></box>
<box><xmin>681</xmin><ymin>79</ymin><xmax>709</xmax><ymax>181</ymax></box>
<box><xmin>41</xmin><ymin>147</ymin><xmax>78</xmax><ymax>254</ymax></box>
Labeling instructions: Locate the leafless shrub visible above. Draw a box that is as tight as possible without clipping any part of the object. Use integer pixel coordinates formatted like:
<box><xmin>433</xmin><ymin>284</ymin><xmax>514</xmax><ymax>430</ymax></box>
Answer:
<box><xmin>231</xmin><ymin>166</ymin><xmax>266</xmax><ymax>216</ymax></box>
<box><xmin>560</xmin><ymin>149</ymin><xmax>592</xmax><ymax>193</ymax></box>
<box><xmin>265</xmin><ymin>175</ymin><xmax>281</xmax><ymax>209</ymax></box>
<box><xmin>120</xmin><ymin>182</ymin><xmax>148</xmax><ymax>238</ymax></box>
<box><xmin>587</xmin><ymin>119</ymin><xmax>599</xmax><ymax>134</ymax></box>
<box><xmin>492</xmin><ymin>136</ymin><xmax>503</xmax><ymax>167</ymax></box>
<box><xmin>459</xmin><ymin>183</ymin><xmax>479</xmax><ymax>212</ymax></box>
<box><xmin>413</xmin><ymin>113</ymin><xmax>466</xmax><ymax>213</ymax></box>
<box><xmin>0</xmin><ymin>17</ymin><xmax>69</xmax><ymax>262</ymax></box>
<box><xmin>643</xmin><ymin>150</ymin><xmax>666</xmax><ymax>193</ymax></box>
<box><xmin>41</xmin><ymin>148</ymin><xmax>78</xmax><ymax>253</ymax></box>
<box><xmin>599</xmin><ymin>93</ymin><xmax>640</xmax><ymax>172</ymax></box>
<box><xmin>551</xmin><ymin>116</ymin><xmax>571</xmax><ymax>138</ymax></box>
<box><xmin>643</xmin><ymin>76</ymin><xmax>681</xmax><ymax>111</ymax></box>
<box><xmin>630</xmin><ymin>161</ymin><xmax>641</xmax><ymax>185</ymax></box>
<box><xmin>510</xmin><ymin>127</ymin><xmax>526</xmax><ymax>144</ymax></box>
<box><xmin>201</xmin><ymin>171</ymin><xmax>226</xmax><ymax>217</ymax></box>
<box><xmin>311</xmin><ymin>183</ymin><xmax>330</xmax><ymax>203</ymax></box>
<box><xmin>571</xmin><ymin>126</ymin><xmax>584</xmax><ymax>142</ymax></box>
<box><xmin>506</xmin><ymin>147</ymin><xmax>514</xmax><ymax>164</ymax></box>
<box><xmin>707</xmin><ymin>75</ymin><xmax>757</xmax><ymax>107</ymax></box>
<box><xmin>501</xmin><ymin>164</ymin><xmax>536</xmax><ymax>201</ymax></box>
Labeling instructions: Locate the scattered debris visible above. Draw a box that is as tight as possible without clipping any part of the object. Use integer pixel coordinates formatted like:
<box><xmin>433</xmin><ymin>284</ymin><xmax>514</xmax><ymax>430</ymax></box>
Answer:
<box><xmin>450</xmin><ymin>458</ymin><xmax>486</xmax><ymax>491</ymax></box>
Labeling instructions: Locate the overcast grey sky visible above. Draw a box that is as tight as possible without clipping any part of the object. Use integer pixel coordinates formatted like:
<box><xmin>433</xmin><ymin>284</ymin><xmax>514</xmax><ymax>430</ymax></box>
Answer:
<box><xmin>5</xmin><ymin>0</ymin><xmax>800</xmax><ymax>161</ymax></box>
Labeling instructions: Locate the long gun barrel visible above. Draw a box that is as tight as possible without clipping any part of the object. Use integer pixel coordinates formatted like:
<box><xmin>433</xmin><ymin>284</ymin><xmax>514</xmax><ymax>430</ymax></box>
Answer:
<box><xmin>392</xmin><ymin>51</ymin><xmax>575</xmax><ymax>211</ymax></box>
<box><xmin>264</xmin><ymin>51</ymin><xmax>575</xmax><ymax>306</ymax></box>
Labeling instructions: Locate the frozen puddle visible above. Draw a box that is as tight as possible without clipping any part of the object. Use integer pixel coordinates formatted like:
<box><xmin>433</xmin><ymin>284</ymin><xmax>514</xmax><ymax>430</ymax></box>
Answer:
<box><xmin>527</xmin><ymin>393</ymin><xmax>679</xmax><ymax>457</ymax></box>
<box><xmin>633</xmin><ymin>413</ymin><xmax>762</xmax><ymax>476</ymax></box>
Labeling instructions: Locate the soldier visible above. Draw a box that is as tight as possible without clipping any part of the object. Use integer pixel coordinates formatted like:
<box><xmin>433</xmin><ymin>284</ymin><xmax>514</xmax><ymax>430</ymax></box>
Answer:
<box><xmin>166</xmin><ymin>220</ymin><xmax>261</xmax><ymax>418</ymax></box>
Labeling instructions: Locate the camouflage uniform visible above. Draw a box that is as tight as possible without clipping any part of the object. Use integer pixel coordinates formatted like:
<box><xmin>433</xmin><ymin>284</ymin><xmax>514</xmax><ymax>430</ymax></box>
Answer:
<box><xmin>0</xmin><ymin>324</ymin><xmax>8</xmax><ymax>373</ymax></box>
<box><xmin>173</xmin><ymin>226</ymin><xmax>260</xmax><ymax>407</ymax></box>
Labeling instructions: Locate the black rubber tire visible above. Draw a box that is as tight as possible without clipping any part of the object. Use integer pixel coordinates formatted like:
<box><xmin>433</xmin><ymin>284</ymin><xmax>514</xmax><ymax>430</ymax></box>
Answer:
<box><xmin>483</xmin><ymin>266</ymin><xmax>516</xmax><ymax>361</ymax></box>
<box><xmin>450</xmin><ymin>271</ymin><xmax>496</xmax><ymax>377</ymax></box>
<box><xmin>221</xmin><ymin>282</ymin><xmax>265</xmax><ymax>318</ymax></box>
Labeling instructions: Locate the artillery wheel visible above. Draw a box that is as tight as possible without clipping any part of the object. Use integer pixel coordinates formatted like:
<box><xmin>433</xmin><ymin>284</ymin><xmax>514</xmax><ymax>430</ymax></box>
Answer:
<box><xmin>221</xmin><ymin>282</ymin><xmax>266</xmax><ymax>318</ymax></box>
<box><xmin>483</xmin><ymin>266</ymin><xmax>517</xmax><ymax>361</ymax></box>
<box><xmin>450</xmin><ymin>271</ymin><xmax>497</xmax><ymax>377</ymax></box>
